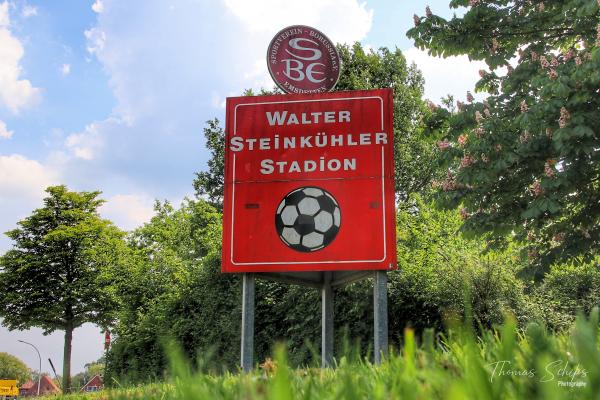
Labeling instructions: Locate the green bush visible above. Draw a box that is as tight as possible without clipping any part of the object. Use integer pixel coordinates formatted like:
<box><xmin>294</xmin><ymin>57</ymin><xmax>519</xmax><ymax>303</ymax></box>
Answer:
<box><xmin>531</xmin><ymin>262</ymin><xmax>600</xmax><ymax>331</ymax></box>
<box><xmin>390</xmin><ymin>196</ymin><xmax>535</xmax><ymax>335</ymax></box>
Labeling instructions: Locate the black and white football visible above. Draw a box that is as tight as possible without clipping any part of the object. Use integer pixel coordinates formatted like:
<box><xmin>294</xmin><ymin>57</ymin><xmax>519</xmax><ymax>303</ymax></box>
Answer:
<box><xmin>275</xmin><ymin>187</ymin><xmax>341</xmax><ymax>252</ymax></box>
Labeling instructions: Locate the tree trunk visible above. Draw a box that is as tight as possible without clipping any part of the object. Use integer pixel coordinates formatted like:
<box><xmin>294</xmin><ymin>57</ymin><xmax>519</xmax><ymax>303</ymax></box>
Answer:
<box><xmin>62</xmin><ymin>325</ymin><xmax>73</xmax><ymax>393</ymax></box>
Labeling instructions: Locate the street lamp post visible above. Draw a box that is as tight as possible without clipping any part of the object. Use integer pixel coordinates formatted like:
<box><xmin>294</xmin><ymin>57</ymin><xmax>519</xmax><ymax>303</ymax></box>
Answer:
<box><xmin>18</xmin><ymin>340</ymin><xmax>41</xmax><ymax>396</ymax></box>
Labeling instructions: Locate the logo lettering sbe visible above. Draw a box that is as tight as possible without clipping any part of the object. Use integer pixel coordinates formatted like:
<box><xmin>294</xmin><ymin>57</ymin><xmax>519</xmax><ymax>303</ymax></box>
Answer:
<box><xmin>282</xmin><ymin>38</ymin><xmax>326</xmax><ymax>83</ymax></box>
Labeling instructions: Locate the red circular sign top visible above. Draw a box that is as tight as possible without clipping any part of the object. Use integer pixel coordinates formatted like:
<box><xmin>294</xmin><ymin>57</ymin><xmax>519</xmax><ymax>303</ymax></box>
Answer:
<box><xmin>267</xmin><ymin>25</ymin><xmax>341</xmax><ymax>94</ymax></box>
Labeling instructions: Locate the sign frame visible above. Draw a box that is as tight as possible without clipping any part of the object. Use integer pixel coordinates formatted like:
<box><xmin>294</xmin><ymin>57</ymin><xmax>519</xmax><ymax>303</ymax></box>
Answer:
<box><xmin>222</xmin><ymin>88</ymin><xmax>397</xmax><ymax>273</ymax></box>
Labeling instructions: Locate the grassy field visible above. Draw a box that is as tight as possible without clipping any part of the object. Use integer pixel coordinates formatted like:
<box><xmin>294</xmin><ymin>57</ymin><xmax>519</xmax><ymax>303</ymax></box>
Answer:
<box><xmin>55</xmin><ymin>312</ymin><xmax>600</xmax><ymax>400</ymax></box>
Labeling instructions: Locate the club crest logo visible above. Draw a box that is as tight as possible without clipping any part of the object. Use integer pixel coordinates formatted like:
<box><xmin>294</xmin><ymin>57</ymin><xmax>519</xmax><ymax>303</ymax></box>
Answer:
<box><xmin>267</xmin><ymin>25</ymin><xmax>341</xmax><ymax>94</ymax></box>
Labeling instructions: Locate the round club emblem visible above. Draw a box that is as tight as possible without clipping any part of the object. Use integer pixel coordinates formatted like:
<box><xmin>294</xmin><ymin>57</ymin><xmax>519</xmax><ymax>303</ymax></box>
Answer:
<box><xmin>275</xmin><ymin>187</ymin><xmax>341</xmax><ymax>252</ymax></box>
<box><xmin>266</xmin><ymin>25</ymin><xmax>341</xmax><ymax>94</ymax></box>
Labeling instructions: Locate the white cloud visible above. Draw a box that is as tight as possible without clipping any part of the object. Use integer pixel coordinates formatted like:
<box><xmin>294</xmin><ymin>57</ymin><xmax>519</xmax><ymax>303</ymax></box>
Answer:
<box><xmin>223</xmin><ymin>0</ymin><xmax>373</xmax><ymax>89</ymax></box>
<box><xmin>64</xmin><ymin>122</ymin><xmax>105</xmax><ymax>160</ymax></box>
<box><xmin>62</xmin><ymin>1</ymin><xmax>376</xmax><ymax>203</ymax></box>
<box><xmin>0</xmin><ymin>1</ymin><xmax>41</xmax><ymax>113</ymax></box>
<box><xmin>0</xmin><ymin>154</ymin><xmax>59</xmax><ymax>199</ymax></box>
<box><xmin>91</xmin><ymin>0</ymin><xmax>104</xmax><ymax>14</ymax></box>
<box><xmin>403</xmin><ymin>47</ymin><xmax>488</xmax><ymax>104</ymax></box>
<box><xmin>243</xmin><ymin>58</ymin><xmax>276</xmax><ymax>90</ymax></box>
<box><xmin>0</xmin><ymin>120</ymin><xmax>13</xmax><ymax>138</ymax></box>
<box><xmin>21</xmin><ymin>5</ymin><xmax>37</xmax><ymax>18</ymax></box>
<box><xmin>0</xmin><ymin>1</ymin><xmax>7</xmax><ymax>26</ymax></box>
<box><xmin>0</xmin><ymin>154</ymin><xmax>61</xmax><ymax>253</ymax></box>
<box><xmin>223</xmin><ymin>0</ymin><xmax>372</xmax><ymax>44</ymax></box>
<box><xmin>99</xmin><ymin>193</ymin><xmax>155</xmax><ymax>231</ymax></box>
<box><xmin>60</xmin><ymin>63</ymin><xmax>71</xmax><ymax>76</ymax></box>
<box><xmin>210</xmin><ymin>91</ymin><xmax>223</xmax><ymax>109</ymax></box>
<box><xmin>84</xmin><ymin>27</ymin><xmax>105</xmax><ymax>55</ymax></box>
<box><xmin>86</xmin><ymin>0</ymin><xmax>374</xmax><ymax>122</ymax></box>
<box><xmin>0</xmin><ymin>153</ymin><xmax>155</xmax><ymax>249</ymax></box>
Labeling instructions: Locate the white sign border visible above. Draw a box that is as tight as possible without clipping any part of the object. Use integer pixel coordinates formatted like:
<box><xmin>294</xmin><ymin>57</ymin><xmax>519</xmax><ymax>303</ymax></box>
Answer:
<box><xmin>230</xmin><ymin>96</ymin><xmax>387</xmax><ymax>266</ymax></box>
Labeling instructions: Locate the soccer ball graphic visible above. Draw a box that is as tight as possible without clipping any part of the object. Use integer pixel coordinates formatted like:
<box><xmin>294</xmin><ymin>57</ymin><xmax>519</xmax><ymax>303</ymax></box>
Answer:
<box><xmin>275</xmin><ymin>187</ymin><xmax>341</xmax><ymax>252</ymax></box>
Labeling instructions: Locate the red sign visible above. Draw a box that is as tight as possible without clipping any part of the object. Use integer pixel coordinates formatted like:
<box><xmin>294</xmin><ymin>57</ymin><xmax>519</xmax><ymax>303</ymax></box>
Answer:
<box><xmin>267</xmin><ymin>25</ymin><xmax>341</xmax><ymax>94</ymax></box>
<box><xmin>222</xmin><ymin>89</ymin><xmax>396</xmax><ymax>273</ymax></box>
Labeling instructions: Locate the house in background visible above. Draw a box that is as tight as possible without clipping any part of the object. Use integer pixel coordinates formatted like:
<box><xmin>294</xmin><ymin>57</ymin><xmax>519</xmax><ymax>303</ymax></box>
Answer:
<box><xmin>20</xmin><ymin>375</ymin><xmax>61</xmax><ymax>396</ymax></box>
<box><xmin>80</xmin><ymin>375</ymin><xmax>103</xmax><ymax>392</ymax></box>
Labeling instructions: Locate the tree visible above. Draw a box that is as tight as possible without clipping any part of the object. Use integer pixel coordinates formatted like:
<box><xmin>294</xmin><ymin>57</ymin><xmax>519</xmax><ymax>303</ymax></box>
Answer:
<box><xmin>408</xmin><ymin>1</ymin><xmax>600</xmax><ymax>272</ymax></box>
<box><xmin>0</xmin><ymin>186</ymin><xmax>126</xmax><ymax>392</ymax></box>
<box><xmin>193</xmin><ymin>43</ymin><xmax>437</xmax><ymax>206</ymax></box>
<box><xmin>0</xmin><ymin>352</ymin><xmax>31</xmax><ymax>384</ymax></box>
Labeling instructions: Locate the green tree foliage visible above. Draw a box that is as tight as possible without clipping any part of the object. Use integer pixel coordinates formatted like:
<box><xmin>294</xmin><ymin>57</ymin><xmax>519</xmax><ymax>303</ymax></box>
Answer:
<box><xmin>0</xmin><ymin>186</ymin><xmax>127</xmax><ymax>392</ymax></box>
<box><xmin>193</xmin><ymin>43</ymin><xmax>438</xmax><ymax>205</ymax></box>
<box><xmin>407</xmin><ymin>1</ymin><xmax>600</xmax><ymax>270</ymax></box>
<box><xmin>336</xmin><ymin>43</ymin><xmax>435</xmax><ymax>201</ymax></box>
<box><xmin>193</xmin><ymin>119</ymin><xmax>225</xmax><ymax>209</ymax></box>
<box><xmin>321</xmin><ymin>196</ymin><xmax>536</xmax><ymax>352</ymax></box>
<box><xmin>106</xmin><ymin>199</ymin><xmax>227</xmax><ymax>381</ymax></box>
<box><xmin>0</xmin><ymin>352</ymin><xmax>31</xmax><ymax>384</ymax></box>
<box><xmin>392</xmin><ymin>195</ymin><xmax>534</xmax><ymax>332</ymax></box>
<box><xmin>532</xmin><ymin>261</ymin><xmax>600</xmax><ymax>330</ymax></box>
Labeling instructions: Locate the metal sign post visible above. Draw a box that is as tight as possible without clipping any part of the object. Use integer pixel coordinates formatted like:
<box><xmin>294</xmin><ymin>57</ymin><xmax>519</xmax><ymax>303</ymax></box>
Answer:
<box><xmin>373</xmin><ymin>270</ymin><xmax>388</xmax><ymax>363</ymax></box>
<box><xmin>239</xmin><ymin>270</ymin><xmax>389</xmax><ymax>370</ymax></box>
<box><xmin>321</xmin><ymin>272</ymin><xmax>334</xmax><ymax>367</ymax></box>
<box><xmin>240</xmin><ymin>273</ymin><xmax>255</xmax><ymax>372</ymax></box>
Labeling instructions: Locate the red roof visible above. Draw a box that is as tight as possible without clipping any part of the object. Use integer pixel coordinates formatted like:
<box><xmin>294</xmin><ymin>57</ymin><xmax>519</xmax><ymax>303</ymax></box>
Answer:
<box><xmin>21</xmin><ymin>381</ymin><xmax>35</xmax><ymax>390</ymax></box>
<box><xmin>20</xmin><ymin>376</ymin><xmax>60</xmax><ymax>395</ymax></box>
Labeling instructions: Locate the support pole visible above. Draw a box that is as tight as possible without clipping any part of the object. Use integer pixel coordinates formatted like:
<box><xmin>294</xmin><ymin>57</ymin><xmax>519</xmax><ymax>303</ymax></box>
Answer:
<box><xmin>321</xmin><ymin>272</ymin><xmax>334</xmax><ymax>367</ymax></box>
<box><xmin>373</xmin><ymin>270</ymin><xmax>388</xmax><ymax>364</ymax></box>
<box><xmin>241</xmin><ymin>273</ymin><xmax>255</xmax><ymax>372</ymax></box>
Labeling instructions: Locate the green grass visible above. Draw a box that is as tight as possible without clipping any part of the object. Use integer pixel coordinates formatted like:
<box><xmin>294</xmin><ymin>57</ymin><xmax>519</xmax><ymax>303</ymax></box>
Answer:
<box><xmin>56</xmin><ymin>311</ymin><xmax>600</xmax><ymax>400</ymax></box>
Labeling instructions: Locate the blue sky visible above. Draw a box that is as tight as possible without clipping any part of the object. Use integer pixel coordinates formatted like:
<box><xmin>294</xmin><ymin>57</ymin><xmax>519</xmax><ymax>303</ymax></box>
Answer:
<box><xmin>0</xmin><ymin>0</ymin><xmax>485</xmax><ymax>376</ymax></box>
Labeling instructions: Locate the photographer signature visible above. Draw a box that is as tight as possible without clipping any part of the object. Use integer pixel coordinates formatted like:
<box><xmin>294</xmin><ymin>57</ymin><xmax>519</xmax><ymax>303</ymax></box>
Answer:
<box><xmin>488</xmin><ymin>360</ymin><xmax>587</xmax><ymax>384</ymax></box>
